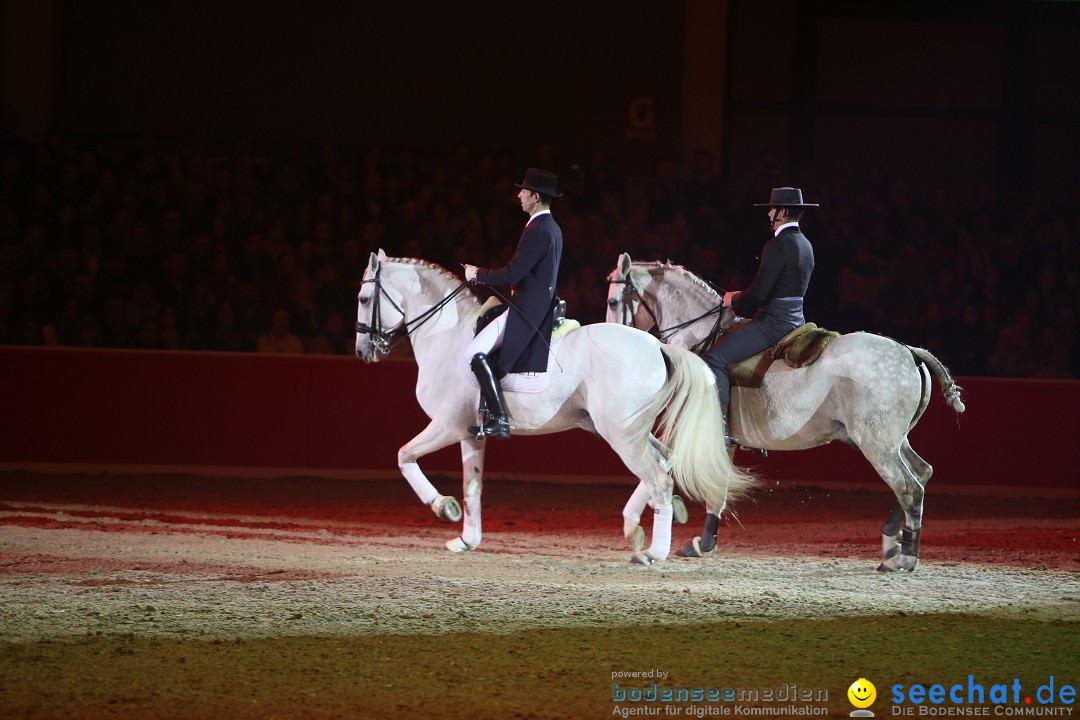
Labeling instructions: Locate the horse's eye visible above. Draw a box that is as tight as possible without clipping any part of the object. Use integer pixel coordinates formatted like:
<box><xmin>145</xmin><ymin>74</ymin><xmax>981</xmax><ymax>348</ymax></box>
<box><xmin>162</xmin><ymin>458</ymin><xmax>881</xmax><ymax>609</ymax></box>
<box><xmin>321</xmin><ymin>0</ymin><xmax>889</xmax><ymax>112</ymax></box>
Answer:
<box><xmin>607</xmin><ymin>298</ymin><xmax>619</xmax><ymax>308</ymax></box>
<box><xmin>359</xmin><ymin>296</ymin><xmax>369</xmax><ymax>305</ymax></box>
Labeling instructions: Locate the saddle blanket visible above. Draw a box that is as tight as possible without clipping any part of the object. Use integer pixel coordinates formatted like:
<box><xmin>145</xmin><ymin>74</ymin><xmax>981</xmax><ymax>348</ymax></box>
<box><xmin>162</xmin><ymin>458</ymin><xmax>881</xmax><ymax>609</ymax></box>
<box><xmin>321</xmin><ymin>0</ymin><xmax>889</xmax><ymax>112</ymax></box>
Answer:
<box><xmin>458</xmin><ymin>320</ymin><xmax>580</xmax><ymax>394</ymax></box>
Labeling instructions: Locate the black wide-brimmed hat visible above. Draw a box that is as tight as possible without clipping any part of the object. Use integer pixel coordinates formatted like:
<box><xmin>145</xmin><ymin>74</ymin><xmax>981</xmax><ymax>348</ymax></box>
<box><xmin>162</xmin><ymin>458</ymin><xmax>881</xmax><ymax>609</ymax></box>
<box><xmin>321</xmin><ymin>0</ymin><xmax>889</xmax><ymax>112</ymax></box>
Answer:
<box><xmin>754</xmin><ymin>187</ymin><xmax>819</xmax><ymax>207</ymax></box>
<box><xmin>515</xmin><ymin>168</ymin><xmax>563</xmax><ymax>198</ymax></box>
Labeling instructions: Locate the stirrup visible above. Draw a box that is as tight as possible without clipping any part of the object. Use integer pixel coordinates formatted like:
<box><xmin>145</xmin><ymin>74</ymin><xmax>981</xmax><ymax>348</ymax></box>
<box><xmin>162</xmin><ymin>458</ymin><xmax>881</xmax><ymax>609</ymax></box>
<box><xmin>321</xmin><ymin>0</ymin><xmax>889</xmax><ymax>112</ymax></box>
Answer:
<box><xmin>467</xmin><ymin>415</ymin><xmax>511</xmax><ymax>439</ymax></box>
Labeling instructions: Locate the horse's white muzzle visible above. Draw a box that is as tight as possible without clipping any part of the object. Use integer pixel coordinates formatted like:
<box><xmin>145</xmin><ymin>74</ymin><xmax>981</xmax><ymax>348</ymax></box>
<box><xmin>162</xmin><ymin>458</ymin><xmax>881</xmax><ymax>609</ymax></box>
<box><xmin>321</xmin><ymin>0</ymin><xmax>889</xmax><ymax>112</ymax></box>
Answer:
<box><xmin>355</xmin><ymin>337</ymin><xmax>375</xmax><ymax>362</ymax></box>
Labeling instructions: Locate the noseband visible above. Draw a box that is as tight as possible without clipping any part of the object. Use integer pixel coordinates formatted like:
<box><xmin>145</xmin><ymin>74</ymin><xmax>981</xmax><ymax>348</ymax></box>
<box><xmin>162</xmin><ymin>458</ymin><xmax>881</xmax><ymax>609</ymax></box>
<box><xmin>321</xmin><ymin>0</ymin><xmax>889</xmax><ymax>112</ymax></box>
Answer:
<box><xmin>609</xmin><ymin>273</ymin><xmax>728</xmax><ymax>353</ymax></box>
<box><xmin>355</xmin><ymin>265</ymin><xmax>469</xmax><ymax>357</ymax></box>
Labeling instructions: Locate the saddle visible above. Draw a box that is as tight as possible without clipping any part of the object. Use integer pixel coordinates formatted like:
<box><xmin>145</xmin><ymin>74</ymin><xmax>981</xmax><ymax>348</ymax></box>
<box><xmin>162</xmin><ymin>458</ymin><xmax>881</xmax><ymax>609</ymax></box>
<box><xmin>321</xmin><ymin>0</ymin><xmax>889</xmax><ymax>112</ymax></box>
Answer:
<box><xmin>466</xmin><ymin>297</ymin><xmax>580</xmax><ymax>395</ymax></box>
<box><xmin>727</xmin><ymin>322</ymin><xmax>841</xmax><ymax>389</ymax></box>
<box><xmin>473</xmin><ymin>296</ymin><xmax>574</xmax><ymax>338</ymax></box>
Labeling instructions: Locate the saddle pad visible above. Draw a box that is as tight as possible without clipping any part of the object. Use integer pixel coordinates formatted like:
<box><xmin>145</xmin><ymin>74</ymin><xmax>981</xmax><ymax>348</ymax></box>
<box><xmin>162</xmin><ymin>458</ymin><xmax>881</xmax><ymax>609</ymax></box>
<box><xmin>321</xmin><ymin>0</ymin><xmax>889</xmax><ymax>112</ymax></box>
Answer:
<box><xmin>459</xmin><ymin>321</ymin><xmax>580</xmax><ymax>394</ymax></box>
<box><xmin>728</xmin><ymin>323</ymin><xmax>840</xmax><ymax>389</ymax></box>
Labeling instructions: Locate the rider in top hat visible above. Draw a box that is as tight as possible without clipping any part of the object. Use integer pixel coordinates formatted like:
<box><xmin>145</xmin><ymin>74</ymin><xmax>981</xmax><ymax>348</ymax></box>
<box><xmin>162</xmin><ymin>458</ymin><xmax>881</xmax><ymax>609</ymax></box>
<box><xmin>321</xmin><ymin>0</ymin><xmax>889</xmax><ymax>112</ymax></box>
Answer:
<box><xmin>685</xmin><ymin>186</ymin><xmax>817</xmax><ymax>556</ymax></box>
<box><xmin>461</xmin><ymin>168</ymin><xmax>564</xmax><ymax>439</ymax></box>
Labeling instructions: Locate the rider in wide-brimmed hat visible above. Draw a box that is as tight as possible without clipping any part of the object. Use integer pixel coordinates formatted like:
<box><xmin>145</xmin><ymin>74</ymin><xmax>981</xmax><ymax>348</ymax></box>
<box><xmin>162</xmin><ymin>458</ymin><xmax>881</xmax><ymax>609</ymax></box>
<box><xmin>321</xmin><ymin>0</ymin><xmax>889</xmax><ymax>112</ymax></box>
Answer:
<box><xmin>682</xmin><ymin>186</ymin><xmax>818</xmax><ymax>557</ymax></box>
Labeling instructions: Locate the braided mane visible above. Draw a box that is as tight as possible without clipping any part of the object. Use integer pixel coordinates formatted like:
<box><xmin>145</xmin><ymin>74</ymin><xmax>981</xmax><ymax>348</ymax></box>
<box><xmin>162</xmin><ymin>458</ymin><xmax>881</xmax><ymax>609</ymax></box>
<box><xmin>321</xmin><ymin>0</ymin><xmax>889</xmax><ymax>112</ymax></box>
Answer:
<box><xmin>386</xmin><ymin>256</ymin><xmax>463</xmax><ymax>285</ymax></box>
<box><xmin>635</xmin><ymin>260</ymin><xmax>721</xmax><ymax>301</ymax></box>
<box><xmin>389</xmin><ymin>256</ymin><xmax>479</xmax><ymax>297</ymax></box>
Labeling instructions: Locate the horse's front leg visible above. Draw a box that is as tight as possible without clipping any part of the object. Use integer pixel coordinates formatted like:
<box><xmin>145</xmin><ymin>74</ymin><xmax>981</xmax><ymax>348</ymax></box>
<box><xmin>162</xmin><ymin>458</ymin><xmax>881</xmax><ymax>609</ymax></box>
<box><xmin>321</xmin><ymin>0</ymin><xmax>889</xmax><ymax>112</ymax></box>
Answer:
<box><xmin>446</xmin><ymin>437</ymin><xmax>485</xmax><ymax>552</ymax></box>
<box><xmin>399</xmin><ymin>421</ymin><xmax>464</xmax><ymax>525</ymax></box>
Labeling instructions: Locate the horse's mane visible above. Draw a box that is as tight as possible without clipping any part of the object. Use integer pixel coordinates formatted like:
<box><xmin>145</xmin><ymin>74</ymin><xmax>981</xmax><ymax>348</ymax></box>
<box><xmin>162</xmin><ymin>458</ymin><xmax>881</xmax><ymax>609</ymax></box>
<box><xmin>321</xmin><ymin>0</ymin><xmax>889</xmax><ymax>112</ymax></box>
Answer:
<box><xmin>386</xmin><ymin>256</ymin><xmax>462</xmax><ymax>284</ymax></box>
<box><xmin>634</xmin><ymin>260</ymin><xmax>721</xmax><ymax>301</ymax></box>
<box><xmin>386</xmin><ymin>255</ymin><xmax>475</xmax><ymax>297</ymax></box>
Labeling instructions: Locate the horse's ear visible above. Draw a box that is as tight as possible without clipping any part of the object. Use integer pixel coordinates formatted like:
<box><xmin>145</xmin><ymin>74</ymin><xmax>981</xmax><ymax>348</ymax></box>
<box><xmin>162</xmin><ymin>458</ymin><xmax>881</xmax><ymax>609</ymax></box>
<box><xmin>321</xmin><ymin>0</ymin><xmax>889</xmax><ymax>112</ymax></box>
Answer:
<box><xmin>618</xmin><ymin>252</ymin><xmax>632</xmax><ymax>276</ymax></box>
<box><xmin>368</xmin><ymin>252</ymin><xmax>380</xmax><ymax>274</ymax></box>
<box><xmin>377</xmin><ymin>248</ymin><xmax>387</xmax><ymax>262</ymax></box>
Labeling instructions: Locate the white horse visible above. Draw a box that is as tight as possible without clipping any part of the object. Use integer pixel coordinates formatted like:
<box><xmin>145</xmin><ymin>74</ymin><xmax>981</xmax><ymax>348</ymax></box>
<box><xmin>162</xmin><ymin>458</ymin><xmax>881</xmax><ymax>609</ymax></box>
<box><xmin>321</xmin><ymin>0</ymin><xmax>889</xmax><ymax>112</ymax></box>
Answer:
<box><xmin>354</xmin><ymin>250</ymin><xmax>754</xmax><ymax>563</ymax></box>
<box><xmin>606</xmin><ymin>253</ymin><xmax>966</xmax><ymax>572</ymax></box>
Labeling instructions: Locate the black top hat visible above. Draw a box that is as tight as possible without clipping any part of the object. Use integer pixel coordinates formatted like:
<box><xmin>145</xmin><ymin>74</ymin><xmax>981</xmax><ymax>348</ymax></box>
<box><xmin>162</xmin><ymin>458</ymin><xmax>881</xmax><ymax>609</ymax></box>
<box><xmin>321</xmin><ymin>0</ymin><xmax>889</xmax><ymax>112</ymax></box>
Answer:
<box><xmin>515</xmin><ymin>168</ymin><xmax>563</xmax><ymax>198</ymax></box>
<box><xmin>754</xmin><ymin>187</ymin><xmax>819</xmax><ymax>207</ymax></box>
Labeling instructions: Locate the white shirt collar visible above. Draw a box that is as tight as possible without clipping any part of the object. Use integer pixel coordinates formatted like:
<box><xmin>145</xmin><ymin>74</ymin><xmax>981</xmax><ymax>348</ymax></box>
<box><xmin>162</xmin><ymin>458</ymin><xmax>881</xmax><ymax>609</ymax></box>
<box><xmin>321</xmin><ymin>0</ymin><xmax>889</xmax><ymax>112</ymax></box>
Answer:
<box><xmin>774</xmin><ymin>221</ymin><xmax>799</xmax><ymax>236</ymax></box>
<box><xmin>528</xmin><ymin>209</ymin><xmax>551</xmax><ymax>224</ymax></box>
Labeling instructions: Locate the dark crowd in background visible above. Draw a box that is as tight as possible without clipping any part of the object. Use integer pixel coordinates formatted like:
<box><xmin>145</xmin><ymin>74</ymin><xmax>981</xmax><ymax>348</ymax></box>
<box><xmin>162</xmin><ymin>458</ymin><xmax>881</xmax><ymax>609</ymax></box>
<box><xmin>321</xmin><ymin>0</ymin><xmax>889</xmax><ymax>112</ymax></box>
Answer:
<box><xmin>1</xmin><ymin>123</ymin><xmax>1077</xmax><ymax>380</ymax></box>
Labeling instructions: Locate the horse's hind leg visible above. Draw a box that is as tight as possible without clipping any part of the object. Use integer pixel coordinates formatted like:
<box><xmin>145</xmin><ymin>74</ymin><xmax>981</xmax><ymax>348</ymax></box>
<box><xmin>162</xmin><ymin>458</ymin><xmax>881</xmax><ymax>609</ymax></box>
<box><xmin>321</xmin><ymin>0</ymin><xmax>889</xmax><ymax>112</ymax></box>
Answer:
<box><xmin>622</xmin><ymin>482</ymin><xmax>650</xmax><ymax>551</ymax></box>
<box><xmin>675</xmin><ymin>446</ymin><xmax>735</xmax><ymax>559</ymax></box>
<box><xmin>622</xmin><ymin>479</ymin><xmax>687</xmax><ymax>551</ymax></box>
<box><xmin>631</xmin><ymin>473</ymin><xmax>676</xmax><ymax>565</ymax></box>
<box><xmin>880</xmin><ymin>502</ymin><xmax>905</xmax><ymax>561</ymax></box>
<box><xmin>881</xmin><ymin>440</ymin><xmax>934</xmax><ymax>561</ymax></box>
<box><xmin>865</xmin><ymin>445</ymin><xmax>925</xmax><ymax>572</ymax></box>
<box><xmin>609</xmin><ymin>445</ymin><xmax>677</xmax><ymax>564</ymax></box>
<box><xmin>901</xmin><ymin>439</ymin><xmax>933</xmax><ymax>484</ymax></box>
<box><xmin>623</xmin><ymin>439</ymin><xmax>689</xmax><ymax>550</ymax></box>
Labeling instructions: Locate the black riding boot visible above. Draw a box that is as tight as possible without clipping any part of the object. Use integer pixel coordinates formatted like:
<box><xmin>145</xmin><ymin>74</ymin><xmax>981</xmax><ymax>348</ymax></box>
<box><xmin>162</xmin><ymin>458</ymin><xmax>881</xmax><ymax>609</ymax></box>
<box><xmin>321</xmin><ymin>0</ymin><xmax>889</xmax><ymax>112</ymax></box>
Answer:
<box><xmin>467</xmin><ymin>353</ymin><xmax>511</xmax><ymax>439</ymax></box>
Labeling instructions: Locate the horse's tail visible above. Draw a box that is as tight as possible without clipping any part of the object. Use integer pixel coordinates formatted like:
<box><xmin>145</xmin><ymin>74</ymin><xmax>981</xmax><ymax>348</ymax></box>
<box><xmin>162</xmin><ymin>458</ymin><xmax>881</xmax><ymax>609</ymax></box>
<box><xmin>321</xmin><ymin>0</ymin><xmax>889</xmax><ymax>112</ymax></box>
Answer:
<box><xmin>908</xmin><ymin>346</ymin><xmax>966</xmax><ymax>413</ymax></box>
<box><xmin>655</xmin><ymin>345</ymin><xmax>756</xmax><ymax>511</ymax></box>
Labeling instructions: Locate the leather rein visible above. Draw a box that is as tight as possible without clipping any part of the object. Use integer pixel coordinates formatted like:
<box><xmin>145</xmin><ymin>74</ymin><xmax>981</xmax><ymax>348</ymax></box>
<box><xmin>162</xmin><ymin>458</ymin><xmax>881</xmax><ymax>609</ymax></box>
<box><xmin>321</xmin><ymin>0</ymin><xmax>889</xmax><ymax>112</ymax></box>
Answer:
<box><xmin>609</xmin><ymin>273</ymin><xmax>728</xmax><ymax>354</ymax></box>
<box><xmin>355</xmin><ymin>265</ymin><xmax>471</xmax><ymax>357</ymax></box>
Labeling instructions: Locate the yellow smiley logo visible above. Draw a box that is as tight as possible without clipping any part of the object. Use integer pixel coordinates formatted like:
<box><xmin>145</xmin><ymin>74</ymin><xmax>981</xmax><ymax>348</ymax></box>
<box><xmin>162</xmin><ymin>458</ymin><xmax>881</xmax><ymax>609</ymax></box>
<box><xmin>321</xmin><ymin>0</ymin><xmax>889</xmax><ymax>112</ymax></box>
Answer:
<box><xmin>848</xmin><ymin>678</ymin><xmax>877</xmax><ymax>709</ymax></box>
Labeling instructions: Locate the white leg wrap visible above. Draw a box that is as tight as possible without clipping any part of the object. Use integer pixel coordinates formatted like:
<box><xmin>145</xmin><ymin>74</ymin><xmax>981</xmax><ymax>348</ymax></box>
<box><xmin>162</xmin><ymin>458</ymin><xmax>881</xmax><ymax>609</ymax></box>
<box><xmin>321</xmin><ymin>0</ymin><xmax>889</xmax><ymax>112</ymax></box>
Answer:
<box><xmin>623</xmin><ymin>481</ymin><xmax>652</xmax><ymax>523</ymax></box>
<box><xmin>462</xmin><ymin>508</ymin><xmax>481</xmax><ymax>548</ymax></box>
<box><xmin>401</xmin><ymin>462</ymin><xmax>439</xmax><ymax>505</ymax></box>
<box><xmin>648</xmin><ymin>505</ymin><xmax>674</xmax><ymax>561</ymax></box>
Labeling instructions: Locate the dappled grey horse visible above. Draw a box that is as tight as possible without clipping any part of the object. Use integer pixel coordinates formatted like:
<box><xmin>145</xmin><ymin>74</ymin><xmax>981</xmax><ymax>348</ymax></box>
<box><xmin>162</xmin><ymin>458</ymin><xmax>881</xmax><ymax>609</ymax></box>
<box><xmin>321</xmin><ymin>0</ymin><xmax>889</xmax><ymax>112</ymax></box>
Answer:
<box><xmin>607</xmin><ymin>254</ymin><xmax>966</xmax><ymax>571</ymax></box>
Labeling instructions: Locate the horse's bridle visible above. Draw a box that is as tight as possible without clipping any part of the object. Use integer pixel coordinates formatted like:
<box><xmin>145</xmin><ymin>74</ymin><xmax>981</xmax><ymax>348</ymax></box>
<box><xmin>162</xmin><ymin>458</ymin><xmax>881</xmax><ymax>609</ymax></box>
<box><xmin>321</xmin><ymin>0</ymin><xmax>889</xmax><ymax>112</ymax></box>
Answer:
<box><xmin>608</xmin><ymin>275</ymin><xmax>659</xmax><ymax>331</ymax></box>
<box><xmin>355</xmin><ymin>264</ymin><xmax>470</xmax><ymax>357</ymax></box>
<box><xmin>609</xmin><ymin>273</ymin><xmax>729</xmax><ymax>353</ymax></box>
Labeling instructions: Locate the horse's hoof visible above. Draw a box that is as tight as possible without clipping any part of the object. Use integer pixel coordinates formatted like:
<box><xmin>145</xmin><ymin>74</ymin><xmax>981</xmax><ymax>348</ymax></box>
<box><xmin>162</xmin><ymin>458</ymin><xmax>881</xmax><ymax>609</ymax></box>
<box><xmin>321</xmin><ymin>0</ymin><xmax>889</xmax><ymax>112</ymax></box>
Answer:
<box><xmin>675</xmin><ymin>537</ymin><xmax>715</xmax><ymax>558</ymax></box>
<box><xmin>445</xmin><ymin>536</ymin><xmax>477</xmax><ymax>553</ymax></box>
<box><xmin>882</xmin><ymin>533</ymin><xmax>902</xmax><ymax>560</ymax></box>
<box><xmin>672</xmin><ymin>495</ymin><xmax>689</xmax><ymax>525</ymax></box>
<box><xmin>629</xmin><ymin>552</ymin><xmax>655</xmax><ymax>566</ymax></box>
<box><xmin>432</xmin><ymin>496</ymin><xmax>462</xmax><ymax>522</ymax></box>
<box><xmin>625</xmin><ymin>524</ymin><xmax>645</xmax><ymax>551</ymax></box>
<box><xmin>877</xmin><ymin>554</ymin><xmax>919</xmax><ymax>572</ymax></box>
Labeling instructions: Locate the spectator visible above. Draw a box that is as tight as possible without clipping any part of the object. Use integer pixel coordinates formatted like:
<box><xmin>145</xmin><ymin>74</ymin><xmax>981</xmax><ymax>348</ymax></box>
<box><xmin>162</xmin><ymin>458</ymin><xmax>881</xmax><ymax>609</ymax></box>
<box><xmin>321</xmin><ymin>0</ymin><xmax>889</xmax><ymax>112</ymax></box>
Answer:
<box><xmin>258</xmin><ymin>308</ymin><xmax>303</xmax><ymax>354</ymax></box>
<box><xmin>0</xmin><ymin>132</ymin><xmax>1073</xmax><ymax>374</ymax></box>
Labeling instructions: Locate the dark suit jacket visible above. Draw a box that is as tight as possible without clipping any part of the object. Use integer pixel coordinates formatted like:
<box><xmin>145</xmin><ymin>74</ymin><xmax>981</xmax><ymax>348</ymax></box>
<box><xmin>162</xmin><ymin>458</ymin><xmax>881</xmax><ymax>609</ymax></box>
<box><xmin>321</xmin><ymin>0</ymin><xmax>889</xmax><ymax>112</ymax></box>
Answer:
<box><xmin>732</xmin><ymin>225</ymin><xmax>815</xmax><ymax>327</ymax></box>
<box><xmin>475</xmin><ymin>213</ymin><xmax>563</xmax><ymax>376</ymax></box>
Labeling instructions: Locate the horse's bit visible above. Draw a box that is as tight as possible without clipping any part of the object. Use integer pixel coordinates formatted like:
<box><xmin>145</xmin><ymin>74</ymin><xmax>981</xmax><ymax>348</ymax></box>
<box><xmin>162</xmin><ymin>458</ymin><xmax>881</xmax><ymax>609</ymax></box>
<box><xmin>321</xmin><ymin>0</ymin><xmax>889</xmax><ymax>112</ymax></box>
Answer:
<box><xmin>608</xmin><ymin>274</ymin><xmax>728</xmax><ymax>354</ymax></box>
<box><xmin>355</xmin><ymin>265</ymin><xmax>469</xmax><ymax>357</ymax></box>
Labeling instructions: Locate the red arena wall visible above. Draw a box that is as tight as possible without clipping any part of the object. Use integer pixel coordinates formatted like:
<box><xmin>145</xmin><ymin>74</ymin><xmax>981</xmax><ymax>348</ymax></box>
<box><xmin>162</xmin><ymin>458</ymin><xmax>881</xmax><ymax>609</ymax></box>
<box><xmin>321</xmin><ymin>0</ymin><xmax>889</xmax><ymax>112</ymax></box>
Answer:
<box><xmin>1</xmin><ymin>347</ymin><xmax>1075</xmax><ymax>489</ymax></box>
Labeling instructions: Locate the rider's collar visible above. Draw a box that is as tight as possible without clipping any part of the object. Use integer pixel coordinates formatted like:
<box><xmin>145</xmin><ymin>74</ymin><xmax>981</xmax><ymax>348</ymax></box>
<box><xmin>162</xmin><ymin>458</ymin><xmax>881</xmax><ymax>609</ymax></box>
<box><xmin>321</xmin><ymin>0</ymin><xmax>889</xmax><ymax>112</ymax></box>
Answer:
<box><xmin>774</xmin><ymin>221</ymin><xmax>799</xmax><ymax>237</ymax></box>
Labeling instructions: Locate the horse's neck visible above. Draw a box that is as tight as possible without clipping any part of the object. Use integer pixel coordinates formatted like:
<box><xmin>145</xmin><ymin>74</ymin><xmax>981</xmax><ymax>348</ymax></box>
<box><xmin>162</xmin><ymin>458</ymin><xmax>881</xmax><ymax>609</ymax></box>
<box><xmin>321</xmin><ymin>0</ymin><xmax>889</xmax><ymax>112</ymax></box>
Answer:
<box><xmin>404</xmin><ymin>274</ymin><xmax>476</xmax><ymax>371</ymax></box>
<box><xmin>652</xmin><ymin>268</ymin><xmax>722</xmax><ymax>348</ymax></box>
